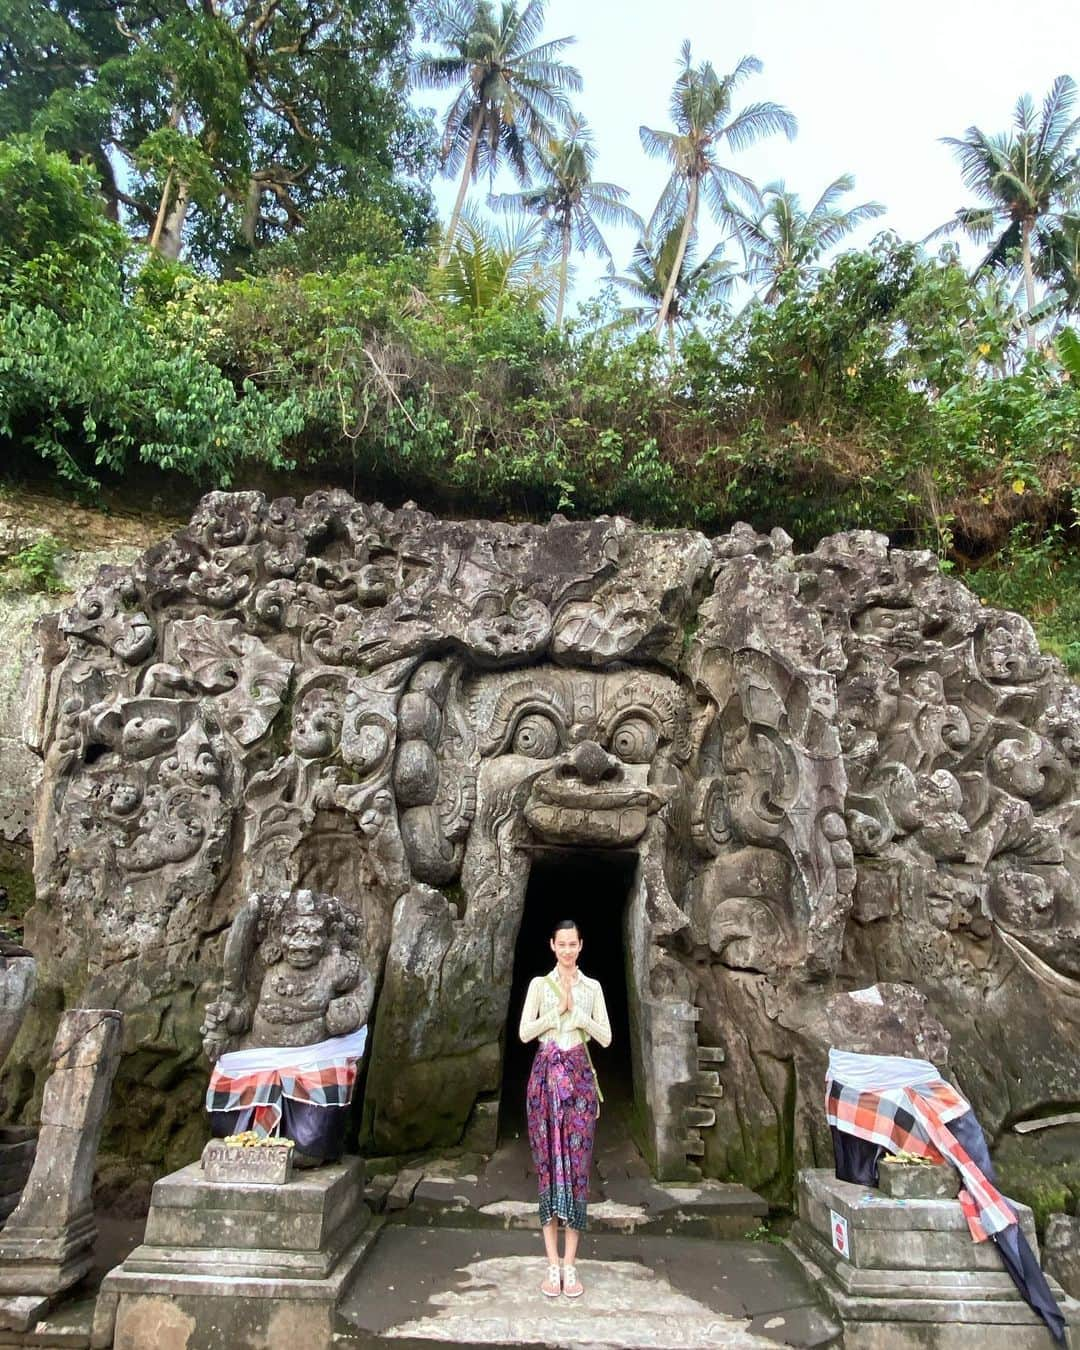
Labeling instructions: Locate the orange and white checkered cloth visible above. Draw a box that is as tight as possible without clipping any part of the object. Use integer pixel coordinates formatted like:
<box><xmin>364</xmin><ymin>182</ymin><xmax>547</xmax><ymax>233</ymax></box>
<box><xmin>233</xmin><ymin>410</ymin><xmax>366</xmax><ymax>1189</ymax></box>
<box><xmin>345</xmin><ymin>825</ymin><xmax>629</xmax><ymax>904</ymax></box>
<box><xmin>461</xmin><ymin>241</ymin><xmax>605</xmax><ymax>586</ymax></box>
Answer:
<box><xmin>826</xmin><ymin>1075</ymin><xmax>1016</xmax><ymax>1240</ymax></box>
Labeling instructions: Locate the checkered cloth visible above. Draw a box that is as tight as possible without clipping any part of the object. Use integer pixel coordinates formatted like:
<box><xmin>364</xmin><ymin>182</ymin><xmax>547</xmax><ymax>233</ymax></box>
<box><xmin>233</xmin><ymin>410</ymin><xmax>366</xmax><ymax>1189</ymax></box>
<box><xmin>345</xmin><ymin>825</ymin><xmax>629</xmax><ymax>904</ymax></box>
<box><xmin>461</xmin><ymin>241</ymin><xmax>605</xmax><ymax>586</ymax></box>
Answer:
<box><xmin>206</xmin><ymin>1029</ymin><xmax>367</xmax><ymax>1137</ymax></box>
<box><xmin>826</xmin><ymin>1072</ymin><xmax>1016</xmax><ymax>1240</ymax></box>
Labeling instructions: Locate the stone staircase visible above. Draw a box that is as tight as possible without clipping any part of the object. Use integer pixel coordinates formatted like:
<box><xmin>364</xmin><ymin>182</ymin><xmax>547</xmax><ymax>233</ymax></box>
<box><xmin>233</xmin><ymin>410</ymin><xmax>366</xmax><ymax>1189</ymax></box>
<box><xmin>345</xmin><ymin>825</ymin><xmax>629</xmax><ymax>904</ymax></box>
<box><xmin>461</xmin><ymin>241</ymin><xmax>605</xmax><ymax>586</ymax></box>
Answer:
<box><xmin>680</xmin><ymin>1040</ymin><xmax>725</xmax><ymax>1173</ymax></box>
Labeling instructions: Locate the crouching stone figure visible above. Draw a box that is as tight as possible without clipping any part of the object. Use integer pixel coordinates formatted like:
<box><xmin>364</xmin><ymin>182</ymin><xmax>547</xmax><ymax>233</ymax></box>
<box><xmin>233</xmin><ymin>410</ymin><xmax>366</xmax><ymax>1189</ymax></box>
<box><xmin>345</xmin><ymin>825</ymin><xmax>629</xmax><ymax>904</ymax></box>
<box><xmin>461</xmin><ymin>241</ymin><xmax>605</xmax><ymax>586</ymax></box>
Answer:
<box><xmin>200</xmin><ymin>889</ymin><xmax>373</xmax><ymax>1163</ymax></box>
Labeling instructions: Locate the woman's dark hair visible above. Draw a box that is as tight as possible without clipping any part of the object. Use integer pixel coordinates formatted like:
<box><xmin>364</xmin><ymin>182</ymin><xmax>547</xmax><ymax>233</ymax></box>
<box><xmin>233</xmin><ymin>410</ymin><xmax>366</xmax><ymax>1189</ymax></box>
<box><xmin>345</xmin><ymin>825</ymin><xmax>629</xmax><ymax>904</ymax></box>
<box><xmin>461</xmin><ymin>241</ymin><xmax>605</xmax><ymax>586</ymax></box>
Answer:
<box><xmin>551</xmin><ymin>918</ymin><xmax>581</xmax><ymax>939</ymax></box>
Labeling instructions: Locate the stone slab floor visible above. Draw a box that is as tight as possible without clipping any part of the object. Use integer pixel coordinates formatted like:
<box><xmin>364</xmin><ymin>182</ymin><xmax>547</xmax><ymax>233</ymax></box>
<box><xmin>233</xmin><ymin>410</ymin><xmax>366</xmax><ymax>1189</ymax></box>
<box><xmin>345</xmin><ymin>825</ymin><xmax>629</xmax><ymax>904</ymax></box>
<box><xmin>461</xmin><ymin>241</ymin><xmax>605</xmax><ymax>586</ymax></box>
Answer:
<box><xmin>334</xmin><ymin>1226</ymin><xmax>841</xmax><ymax>1349</ymax></box>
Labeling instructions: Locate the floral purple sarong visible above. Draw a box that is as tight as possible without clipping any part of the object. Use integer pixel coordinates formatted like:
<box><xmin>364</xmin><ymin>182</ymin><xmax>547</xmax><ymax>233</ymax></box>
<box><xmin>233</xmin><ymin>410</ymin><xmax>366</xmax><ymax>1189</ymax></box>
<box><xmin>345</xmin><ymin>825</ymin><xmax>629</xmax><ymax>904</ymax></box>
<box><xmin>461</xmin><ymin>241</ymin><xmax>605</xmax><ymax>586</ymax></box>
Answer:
<box><xmin>526</xmin><ymin>1041</ymin><xmax>598</xmax><ymax>1231</ymax></box>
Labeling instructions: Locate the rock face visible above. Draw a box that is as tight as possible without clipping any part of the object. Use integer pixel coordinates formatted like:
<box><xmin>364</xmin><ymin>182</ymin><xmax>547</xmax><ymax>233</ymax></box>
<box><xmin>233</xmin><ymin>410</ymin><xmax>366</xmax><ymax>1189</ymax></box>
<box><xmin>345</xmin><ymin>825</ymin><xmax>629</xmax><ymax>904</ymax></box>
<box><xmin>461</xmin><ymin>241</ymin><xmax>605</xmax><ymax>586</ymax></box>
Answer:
<box><xmin>17</xmin><ymin>494</ymin><xmax>1080</xmax><ymax>1191</ymax></box>
<box><xmin>0</xmin><ymin>530</ymin><xmax>143</xmax><ymax>851</ymax></box>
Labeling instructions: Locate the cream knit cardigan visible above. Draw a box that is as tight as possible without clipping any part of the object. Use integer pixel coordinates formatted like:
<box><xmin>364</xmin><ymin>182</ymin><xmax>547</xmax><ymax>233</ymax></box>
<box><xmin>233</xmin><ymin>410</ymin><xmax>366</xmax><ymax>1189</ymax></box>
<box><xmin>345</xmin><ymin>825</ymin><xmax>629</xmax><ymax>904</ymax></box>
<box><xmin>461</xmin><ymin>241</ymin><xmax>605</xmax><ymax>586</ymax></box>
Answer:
<box><xmin>518</xmin><ymin>968</ymin><xmax>612</xmax><ymax>1050</ymax></box>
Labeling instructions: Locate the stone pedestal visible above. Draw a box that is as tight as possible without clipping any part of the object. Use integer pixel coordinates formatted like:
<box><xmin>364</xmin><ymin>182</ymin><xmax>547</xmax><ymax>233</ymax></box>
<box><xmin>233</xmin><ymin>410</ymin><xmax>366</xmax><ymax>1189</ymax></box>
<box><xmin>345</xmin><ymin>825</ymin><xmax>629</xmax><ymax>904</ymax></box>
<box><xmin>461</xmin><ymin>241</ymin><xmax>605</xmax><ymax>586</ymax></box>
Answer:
<box><xmin>93</xmin><ymin>1156</ymin><xmax>376</xmax><ymax>1350</ymax></box>
<box><xmin>788</xmin><ymin>1169</ymin><xmax>1080</xmax><ymax>1348</ymax></box>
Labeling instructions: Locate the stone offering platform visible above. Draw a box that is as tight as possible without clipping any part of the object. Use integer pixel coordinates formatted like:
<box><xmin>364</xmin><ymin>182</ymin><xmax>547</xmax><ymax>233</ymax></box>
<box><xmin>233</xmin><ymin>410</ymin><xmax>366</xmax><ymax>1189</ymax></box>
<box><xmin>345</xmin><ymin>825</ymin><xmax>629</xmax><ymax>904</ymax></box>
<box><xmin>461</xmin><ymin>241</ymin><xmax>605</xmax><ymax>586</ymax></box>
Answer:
<box><xmin>788</xmin><ymin>1168</ymin><xmax>1080</xmax><ymax>1348</ymax></box>
<box><xmin>334</xmin><ymin>1224</ymin><xmax>841</xmax><ymax>1348</ymax></box>
<box><xmin>92</xmin><ymin>1156</ymin><xmax>376</xmax><ymax>1350</ymax></box>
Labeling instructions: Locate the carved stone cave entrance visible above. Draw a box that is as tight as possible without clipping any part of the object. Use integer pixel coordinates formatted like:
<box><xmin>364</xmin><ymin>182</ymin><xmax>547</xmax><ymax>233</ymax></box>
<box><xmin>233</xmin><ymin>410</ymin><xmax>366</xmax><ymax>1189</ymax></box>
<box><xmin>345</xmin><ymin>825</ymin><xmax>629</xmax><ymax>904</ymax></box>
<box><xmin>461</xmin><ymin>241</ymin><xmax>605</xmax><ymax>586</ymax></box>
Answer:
<box><xmin>500</xmin><ymin>849</ymin><xmax>637</xmax><ymax>1144</ymax></box>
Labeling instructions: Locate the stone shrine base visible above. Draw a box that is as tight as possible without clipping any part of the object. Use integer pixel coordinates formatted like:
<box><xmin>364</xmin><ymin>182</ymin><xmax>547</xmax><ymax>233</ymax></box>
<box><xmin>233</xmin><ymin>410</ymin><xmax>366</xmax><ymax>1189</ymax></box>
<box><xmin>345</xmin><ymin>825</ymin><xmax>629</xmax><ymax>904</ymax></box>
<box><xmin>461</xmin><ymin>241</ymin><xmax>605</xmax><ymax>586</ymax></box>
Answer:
<box><xmin>92</xmin><ymin>1156</ymin><xmax>375</xmax><ymax>1350</ymax></box>
<box><xmin>788</xmin><ymin>1168</ymin><xmax>1080</xmax><ymax>1348</ymax></box>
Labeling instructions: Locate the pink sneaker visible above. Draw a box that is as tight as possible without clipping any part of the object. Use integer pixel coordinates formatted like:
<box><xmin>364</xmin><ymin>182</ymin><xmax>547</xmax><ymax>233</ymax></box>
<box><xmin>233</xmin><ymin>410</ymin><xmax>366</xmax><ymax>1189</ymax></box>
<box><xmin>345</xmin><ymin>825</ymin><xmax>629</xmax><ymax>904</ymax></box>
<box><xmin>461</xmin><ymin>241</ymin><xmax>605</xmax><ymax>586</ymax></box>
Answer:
<box><xmin>562</xmin><ymin>1263</ymin><xmax>583</xmax><ymax>1298</ymax></box>
<box><xmin>541</xmin><ymin>1263</ymin><xmax>561</xmax><ymax>1297</ymax></box>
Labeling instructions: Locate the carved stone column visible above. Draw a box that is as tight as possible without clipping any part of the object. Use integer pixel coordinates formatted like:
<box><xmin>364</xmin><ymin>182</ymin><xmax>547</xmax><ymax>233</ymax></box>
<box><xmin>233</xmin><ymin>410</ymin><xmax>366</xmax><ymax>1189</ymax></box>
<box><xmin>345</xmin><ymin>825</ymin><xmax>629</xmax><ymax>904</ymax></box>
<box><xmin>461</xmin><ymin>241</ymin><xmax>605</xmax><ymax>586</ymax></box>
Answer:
<box><xmin>0</xmin><ymin>1009</ymin><xmax>122</xmax><ymax>1306</ymax></box>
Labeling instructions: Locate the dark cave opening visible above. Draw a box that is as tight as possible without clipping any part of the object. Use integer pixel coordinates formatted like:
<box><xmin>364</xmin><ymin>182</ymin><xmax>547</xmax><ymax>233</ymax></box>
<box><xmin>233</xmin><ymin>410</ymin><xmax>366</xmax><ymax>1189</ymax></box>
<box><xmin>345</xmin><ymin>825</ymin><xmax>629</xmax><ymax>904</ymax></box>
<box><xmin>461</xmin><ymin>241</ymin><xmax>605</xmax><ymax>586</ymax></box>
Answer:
<box><xmin>499</xmin><ymin>848</ymin><xmax>637</xmax><ymax>1142</ymax></box>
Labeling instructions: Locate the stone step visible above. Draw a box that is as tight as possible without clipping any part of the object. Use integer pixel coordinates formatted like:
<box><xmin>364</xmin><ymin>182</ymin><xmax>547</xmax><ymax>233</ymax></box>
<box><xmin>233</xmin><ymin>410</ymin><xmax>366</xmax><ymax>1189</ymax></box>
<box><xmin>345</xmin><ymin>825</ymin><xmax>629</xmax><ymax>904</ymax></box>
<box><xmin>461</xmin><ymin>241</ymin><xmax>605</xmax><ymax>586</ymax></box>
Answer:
<box><xmin>683</xmin><ymin>1104</ymin><xmax>716</xmax><ymax>1129</ymax></box>
<box><xmin>697</xmin><ymin>1045</ymin><xmax>726</xmax><ymax>1065</ymax></box>
<box><xmin>392</xmin><ymin>1174</ymin><xmax>767</xmax><ymax>1241</ymax></box>
<box><xmin>681</xmin><ymin>1129</ymin><xmax>705</xmax><ymax>1157</ymax></box>
<box><xmin>694</xmin><ymin>1069</ymin><xmax>722</xmax><ymax>1097</ymax></box>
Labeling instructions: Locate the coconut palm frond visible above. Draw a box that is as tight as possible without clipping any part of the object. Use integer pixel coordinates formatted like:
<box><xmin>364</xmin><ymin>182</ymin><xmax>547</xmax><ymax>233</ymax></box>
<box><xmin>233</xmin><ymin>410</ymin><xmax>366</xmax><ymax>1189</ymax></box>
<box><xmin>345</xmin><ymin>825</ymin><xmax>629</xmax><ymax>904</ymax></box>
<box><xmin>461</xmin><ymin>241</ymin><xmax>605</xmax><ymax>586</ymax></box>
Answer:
<box><xmin>939</xmin><ymin>77</ymin><xmax>1080</xmax><ymax>325</ymax></box>
<box><xmin>413</xmin><ymin>0</ymin><xmax>582</xmax><ymax>265</ymax></box>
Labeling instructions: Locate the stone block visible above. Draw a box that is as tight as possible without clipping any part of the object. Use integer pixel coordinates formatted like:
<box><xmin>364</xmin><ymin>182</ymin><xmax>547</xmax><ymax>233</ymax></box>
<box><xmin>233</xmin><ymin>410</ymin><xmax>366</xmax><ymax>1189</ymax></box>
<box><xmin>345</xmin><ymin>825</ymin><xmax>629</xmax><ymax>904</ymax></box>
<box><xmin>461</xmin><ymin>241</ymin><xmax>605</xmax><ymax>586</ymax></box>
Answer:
<box><xmin>95</xmin><ymin>1156</ymin><xmax>378</xmax><ymax>1350</ymax></box>
<box><xmin>1045</xmin><ymin>1213</ymin><xmax>1080</xmax><ymax>1299</ymax></box>
<box><xmin>136</xmin><ymin>1159</ymin><xmax>366</xmax><ymax>1273</ymax></box>
<box><xmin>877</xmin><ymin>1159</ymin><xmax>959</xmax><ymax>1200</ymax></box>
<box><xmin>385</xmin><ymin>1167</ymin><xmax>423</xmax><ymax>1212</ymax></box>
<box><xmin>0</xmin><ymin>1294</ymin><xmax>48</xmax><ymax>1332</ymax></box>
<box><xmin>200</xmin><ymin>1139</ymin><xmax>293</xmax><ymax>1185</ymax></box>
<box><xmin>789</xmin><ymin>1169</ymin><xmax>1080</xmax><ymax>1348</ymax></box>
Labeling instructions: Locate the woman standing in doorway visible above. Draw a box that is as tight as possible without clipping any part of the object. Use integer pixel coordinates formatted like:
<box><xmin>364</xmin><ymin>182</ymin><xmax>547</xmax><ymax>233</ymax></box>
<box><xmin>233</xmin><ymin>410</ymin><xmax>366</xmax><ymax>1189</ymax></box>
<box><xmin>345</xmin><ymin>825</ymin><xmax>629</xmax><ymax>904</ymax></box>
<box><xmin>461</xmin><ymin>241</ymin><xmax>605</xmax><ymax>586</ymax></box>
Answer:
<box><xmin>519</xmin><ymin>918</ymin><xmax>612</xmax><ymax>1299</ymax></box>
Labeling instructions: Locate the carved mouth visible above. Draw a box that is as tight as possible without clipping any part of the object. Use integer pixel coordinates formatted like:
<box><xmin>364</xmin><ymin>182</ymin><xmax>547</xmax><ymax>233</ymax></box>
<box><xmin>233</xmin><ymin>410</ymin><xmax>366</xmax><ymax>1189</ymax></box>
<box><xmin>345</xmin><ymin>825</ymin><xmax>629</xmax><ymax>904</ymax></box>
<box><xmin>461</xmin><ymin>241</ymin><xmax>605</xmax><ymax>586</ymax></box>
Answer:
<box><xmin>530</xmin><ymin>778</ymin><xmax>657</xmax><ymax>812</ymax></box>
<box><xmin>524</xmin><ymin>800</ymin><xmax>650</xmax><ymax>845</ymax></box>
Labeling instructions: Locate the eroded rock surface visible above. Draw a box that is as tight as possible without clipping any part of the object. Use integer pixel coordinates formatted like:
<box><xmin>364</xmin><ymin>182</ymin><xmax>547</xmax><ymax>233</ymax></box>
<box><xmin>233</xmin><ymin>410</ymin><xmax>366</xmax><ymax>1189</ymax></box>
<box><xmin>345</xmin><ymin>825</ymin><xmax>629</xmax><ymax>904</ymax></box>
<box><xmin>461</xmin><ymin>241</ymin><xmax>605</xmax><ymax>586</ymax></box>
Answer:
<box><xmin>14</xmin><ymin>494</ymin><xmax>1080</xmax><ymax>1192</ymax></box>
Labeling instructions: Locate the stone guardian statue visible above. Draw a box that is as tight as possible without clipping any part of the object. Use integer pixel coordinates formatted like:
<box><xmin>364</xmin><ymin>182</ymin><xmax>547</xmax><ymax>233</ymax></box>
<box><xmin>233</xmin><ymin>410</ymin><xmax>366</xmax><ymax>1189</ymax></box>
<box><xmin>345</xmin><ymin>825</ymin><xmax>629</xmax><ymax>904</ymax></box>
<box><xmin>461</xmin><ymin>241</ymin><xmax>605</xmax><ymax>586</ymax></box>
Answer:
<box><xmin>200</xmin><ymin>890</ymin><xmax>373</xmax><ymax>1163</ymax></box>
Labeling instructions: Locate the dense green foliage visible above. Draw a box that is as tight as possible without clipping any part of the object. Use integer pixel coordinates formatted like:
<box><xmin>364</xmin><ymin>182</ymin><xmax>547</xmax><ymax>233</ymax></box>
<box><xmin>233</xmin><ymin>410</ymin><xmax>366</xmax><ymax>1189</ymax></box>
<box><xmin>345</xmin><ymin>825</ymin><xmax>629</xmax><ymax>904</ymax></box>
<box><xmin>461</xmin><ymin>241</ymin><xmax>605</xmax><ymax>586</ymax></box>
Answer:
<box><xmin>0</xmin><ymin>142</ymin><xmax>302</xmax><ymax>485</ymax></box>
<box><xmin>0</xmin><ymin>0</ymin><xmax>1078</xmax><ymax>668</ymax></box>
<box><xmin>0</xmin><ymin>0</ymin><xmax>435</xmax><ymax>266</ymax></box>
<box><xmin>3</xmin><ymin>161</ymin><xmax>1075</xmax><ymax>574</ymax></box>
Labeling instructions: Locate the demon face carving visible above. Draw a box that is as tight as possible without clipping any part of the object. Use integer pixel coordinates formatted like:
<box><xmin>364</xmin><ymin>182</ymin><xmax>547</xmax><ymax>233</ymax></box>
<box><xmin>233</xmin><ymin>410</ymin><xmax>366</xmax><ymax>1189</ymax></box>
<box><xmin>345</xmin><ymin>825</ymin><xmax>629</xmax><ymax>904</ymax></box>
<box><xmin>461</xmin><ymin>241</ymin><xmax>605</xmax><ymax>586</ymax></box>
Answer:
<box><xmin>470</xmin><ymin>669</ymin><xmax>691</xmax><ymax>849</ymax></box>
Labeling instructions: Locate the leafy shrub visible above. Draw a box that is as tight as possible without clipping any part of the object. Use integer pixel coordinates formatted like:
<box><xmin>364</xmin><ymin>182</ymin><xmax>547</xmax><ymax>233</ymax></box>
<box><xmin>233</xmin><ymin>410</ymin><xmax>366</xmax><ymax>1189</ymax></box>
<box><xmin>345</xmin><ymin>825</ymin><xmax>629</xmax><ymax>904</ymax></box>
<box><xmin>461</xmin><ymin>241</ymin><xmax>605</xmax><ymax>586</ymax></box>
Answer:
<box><xmin>253</xmin><ymin>199</ymin><xmax>414</xmax><ymax>276</ymax></box>
<box><xmin>966</xmin><ymin>525</ymin><xmax>1080</xmax><ymax>672</ymax></box>
<box><xmin>0</xmin><ymin>136</ymin><xmax>127</xmax><ymax>313</ymax></box>
<box><xmin>0</xmin><ymin>535</ymin><xmax>66</xmax><ymax>594</ymax></box>
<box><xmin>0</xmin><ymin>269</ymin><xmax>304</xmax><ymax>491</ymax></box>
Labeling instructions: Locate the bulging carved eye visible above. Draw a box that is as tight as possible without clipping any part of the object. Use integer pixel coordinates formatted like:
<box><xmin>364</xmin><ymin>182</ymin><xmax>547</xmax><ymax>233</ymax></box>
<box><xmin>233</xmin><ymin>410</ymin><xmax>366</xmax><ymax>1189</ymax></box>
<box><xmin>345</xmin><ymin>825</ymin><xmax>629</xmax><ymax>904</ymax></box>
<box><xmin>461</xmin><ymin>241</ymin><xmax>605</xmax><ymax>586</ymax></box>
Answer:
<box><xmin>511</xmin><ymin>713</ymin><xmax>560</xmax><ymax>759</ymax></box>
<box><xmin>609</xmin><ymin>716</ymin><xmax>658</xmax><ymax>763</ymax></box>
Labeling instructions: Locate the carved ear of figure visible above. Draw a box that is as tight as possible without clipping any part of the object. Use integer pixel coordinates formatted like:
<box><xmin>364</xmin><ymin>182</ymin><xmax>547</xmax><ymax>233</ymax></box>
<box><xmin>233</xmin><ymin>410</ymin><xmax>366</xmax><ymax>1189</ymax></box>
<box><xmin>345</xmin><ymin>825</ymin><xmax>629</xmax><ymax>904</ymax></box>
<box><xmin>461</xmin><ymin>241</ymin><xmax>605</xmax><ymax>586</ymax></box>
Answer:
<box><xmin>708</xmin><ymin>897</ymin><xmax>791</xmax><ymax>974</ymax></box>
<box><xmin>395</xmin><ymin>661</ymin><xmax>476</xmax><ymax>885</ymax></box>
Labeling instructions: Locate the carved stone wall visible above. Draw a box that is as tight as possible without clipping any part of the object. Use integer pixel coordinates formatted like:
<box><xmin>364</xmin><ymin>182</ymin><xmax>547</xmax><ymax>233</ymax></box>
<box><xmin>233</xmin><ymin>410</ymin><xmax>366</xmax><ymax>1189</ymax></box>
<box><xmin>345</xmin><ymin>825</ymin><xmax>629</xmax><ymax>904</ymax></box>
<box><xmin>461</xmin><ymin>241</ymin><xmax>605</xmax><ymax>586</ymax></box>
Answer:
<box><xmin>16</xmin><ymin>495</ymin><xmax>1080</xmax><ymax>1191</ymax></box>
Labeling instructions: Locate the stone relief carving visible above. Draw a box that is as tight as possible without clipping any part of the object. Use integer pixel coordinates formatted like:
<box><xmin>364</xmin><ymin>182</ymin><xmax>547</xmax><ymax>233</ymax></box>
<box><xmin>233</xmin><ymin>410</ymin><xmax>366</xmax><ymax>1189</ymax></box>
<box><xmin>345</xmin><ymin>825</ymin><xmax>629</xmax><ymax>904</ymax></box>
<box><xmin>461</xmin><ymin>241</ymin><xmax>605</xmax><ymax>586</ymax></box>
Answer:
<box><xmin>16</xmin><ymin>494</ymin><xmax>1080</xmax><ymax>1191</ymax></box>
<box><xmin>201</xmin><ymin>889</ymin><xmax>373</xmax><ymax>1060</ymax></box>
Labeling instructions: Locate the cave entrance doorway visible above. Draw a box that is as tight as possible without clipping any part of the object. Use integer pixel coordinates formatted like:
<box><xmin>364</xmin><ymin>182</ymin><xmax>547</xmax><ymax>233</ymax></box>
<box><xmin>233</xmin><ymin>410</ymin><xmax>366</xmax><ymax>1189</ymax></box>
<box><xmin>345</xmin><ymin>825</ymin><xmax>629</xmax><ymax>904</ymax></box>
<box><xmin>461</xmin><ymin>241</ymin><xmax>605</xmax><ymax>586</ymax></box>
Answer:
<box><xmin>500</xmin><ymin>849</ymin><xmax>638</xmax><ymax>1150</ymax></box>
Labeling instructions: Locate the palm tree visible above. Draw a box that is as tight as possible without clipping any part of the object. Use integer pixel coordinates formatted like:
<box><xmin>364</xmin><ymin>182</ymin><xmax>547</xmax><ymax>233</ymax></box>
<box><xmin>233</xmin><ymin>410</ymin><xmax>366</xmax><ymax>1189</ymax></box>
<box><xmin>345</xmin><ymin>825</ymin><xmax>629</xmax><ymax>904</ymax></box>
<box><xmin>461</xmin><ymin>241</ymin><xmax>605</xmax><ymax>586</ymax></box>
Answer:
<box><xmin>613</xmin><ymin>218</ymin><xmax>737</xmax><ymax>357</ymax></box>
<box><xmin>490</xmin><ymin>115</ymin><xmax>642</xmax><ymax>324</ymax></box>
<box><xmin>411</xmin><ymin>1</ymin><xmax>582</xmax><ymax>266</ymax></box>
<box><xmin>1036</xmin><ymin>213</ymin><xmax>1080</xmax><ymax>316</ymax></box>
<box><xmin>939</xmin><ymin>75</ymin><xmax>1080</xmax><ymax>336</ymax></box>
<box><xmin>639</xmin><ymin>43</ymin><xmax>796</xmax><ymax>336</ymax></box>
<box><xmin>729</xmin><ymin>176</ymin><xmax>885</xmax><ymax>303</ymax></box>
<box><xmin>432</xmin><ymin>209</ymin><xmax>558</xmax><ymax>315</ymax></box>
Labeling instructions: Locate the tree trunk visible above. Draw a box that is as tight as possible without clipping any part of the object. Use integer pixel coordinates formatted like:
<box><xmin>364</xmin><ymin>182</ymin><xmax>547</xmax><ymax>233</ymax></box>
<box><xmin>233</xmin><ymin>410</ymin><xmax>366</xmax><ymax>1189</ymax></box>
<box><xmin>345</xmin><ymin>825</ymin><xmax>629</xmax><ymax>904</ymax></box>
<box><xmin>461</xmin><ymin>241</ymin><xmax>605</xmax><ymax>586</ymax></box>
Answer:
<box><xmin>656</xmin><ymin>176</ymin><xmax>697</xmax><ymax>337</ymax></box>
<box><xmin>555</xmin><ymin>221</ymin><xmax>571</xmax><ymax>326</ymax></box>
<box><xmin>157</xmin><ymin>180</ymin><xmax>190</xmax><ymax>261</ymax></box>
<box><xmin>97</xmin><ymin>154</ymin><xmax>121</xmax><ymax>223</ymax></box>
<box><xmin>240</xmin><ymin>177</ymin><xmax>263</xmax><ymax>249</ymax></box>
<box><xmin>1022</xmin><ymin>215</ymin><xmax>1037</xmax><ymax>346</ymax></box>
<box><xmin>439</xmin><ymin>113</ymin><xmax>484</xmax><ymax>268</ymax></box>
<box><xmin>148</xmin><ymin>168</ymin><xmax>175</xmax><ymax>253</ymax></box>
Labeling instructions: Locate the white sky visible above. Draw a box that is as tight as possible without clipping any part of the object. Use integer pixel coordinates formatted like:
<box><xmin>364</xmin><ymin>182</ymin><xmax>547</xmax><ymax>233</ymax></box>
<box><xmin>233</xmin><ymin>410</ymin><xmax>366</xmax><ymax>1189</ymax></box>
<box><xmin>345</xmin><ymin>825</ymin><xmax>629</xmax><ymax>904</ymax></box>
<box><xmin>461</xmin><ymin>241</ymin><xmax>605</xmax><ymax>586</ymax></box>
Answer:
<box><xmin>416</xmin><ymin>0</ymin><xmax>1080</xmax><ymax>313</ymax></box>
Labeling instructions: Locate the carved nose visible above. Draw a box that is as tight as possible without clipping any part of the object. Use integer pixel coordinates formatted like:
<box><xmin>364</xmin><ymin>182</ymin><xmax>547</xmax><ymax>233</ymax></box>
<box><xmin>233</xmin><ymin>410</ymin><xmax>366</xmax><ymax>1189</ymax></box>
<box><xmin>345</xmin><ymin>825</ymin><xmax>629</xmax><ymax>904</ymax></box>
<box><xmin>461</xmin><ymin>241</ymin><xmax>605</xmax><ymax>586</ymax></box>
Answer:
<box><xmin>559</xmin><ymin>740</ymin><xmax>623</xmax><ymax>785</ymax></box>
